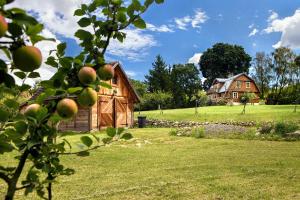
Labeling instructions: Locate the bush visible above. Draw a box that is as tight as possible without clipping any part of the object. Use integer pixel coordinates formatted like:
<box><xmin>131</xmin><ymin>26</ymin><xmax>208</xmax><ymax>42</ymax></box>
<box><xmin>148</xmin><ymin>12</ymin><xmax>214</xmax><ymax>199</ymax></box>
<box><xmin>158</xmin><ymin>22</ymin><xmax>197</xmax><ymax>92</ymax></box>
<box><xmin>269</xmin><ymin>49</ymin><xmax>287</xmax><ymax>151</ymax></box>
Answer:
<box><xmin>274</xmin><ymin>122</ymin><xmax>298</xmax><ymax>136</ymax></box>
<box><xmin>139</xmin><ymin>91</ymin><xmax>173</xmax><ymax>111</ymax></box>
<box><xmin>259</xmin><ymin>122</ymin><xmax>273</xmax><ymax>134</ymax></box>
<box><xmin>193</xmin><ymin>127</ymin><xmax>205</xmax><ymax>138</ymax></box>
<box><xmin>217</xmin><ymin>98</ymin><xmax>228</xmax><ymax>105</ymax></box>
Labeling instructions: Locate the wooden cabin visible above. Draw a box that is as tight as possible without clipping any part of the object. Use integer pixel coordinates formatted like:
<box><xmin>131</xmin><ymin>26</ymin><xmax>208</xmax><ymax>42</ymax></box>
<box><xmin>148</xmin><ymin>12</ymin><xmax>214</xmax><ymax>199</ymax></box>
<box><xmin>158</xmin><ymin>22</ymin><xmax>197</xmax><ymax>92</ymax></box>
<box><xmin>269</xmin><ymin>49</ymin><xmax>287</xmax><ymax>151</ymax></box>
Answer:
<box><xmin>207</xmin><ymin>73</ymin><xmax>260</xmax><ymax>105</ymax></box>
<box><xmin>23</xmin><ymin>62</ymin><xmax>140</xmax><ymax>132</ymax></box>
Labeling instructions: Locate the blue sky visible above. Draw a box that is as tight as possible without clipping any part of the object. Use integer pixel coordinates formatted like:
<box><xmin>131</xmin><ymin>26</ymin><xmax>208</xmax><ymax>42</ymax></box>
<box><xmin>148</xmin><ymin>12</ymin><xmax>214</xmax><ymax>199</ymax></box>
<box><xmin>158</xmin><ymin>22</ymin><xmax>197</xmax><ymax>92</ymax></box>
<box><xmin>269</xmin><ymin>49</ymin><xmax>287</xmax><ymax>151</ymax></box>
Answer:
<box><xmin>9</xmin><ymin>0</ymin><xmax>300</xmax><ymax>82</ymax></box>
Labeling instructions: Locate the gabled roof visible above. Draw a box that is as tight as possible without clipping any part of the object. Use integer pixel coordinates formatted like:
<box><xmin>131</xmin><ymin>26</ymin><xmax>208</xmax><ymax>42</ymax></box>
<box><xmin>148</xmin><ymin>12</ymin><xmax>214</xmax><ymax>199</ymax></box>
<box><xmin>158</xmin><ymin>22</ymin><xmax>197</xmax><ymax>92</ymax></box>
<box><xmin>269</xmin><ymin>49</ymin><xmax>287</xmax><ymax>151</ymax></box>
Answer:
<box><xmin>210</xmin><ymin>73</ymin><xmax>260</xmax><ymax>93</ymax></box>
<box><xmin>111</xmin><ymin>62</ymin><xmax>140</xmax><ymax>103</ymax></box>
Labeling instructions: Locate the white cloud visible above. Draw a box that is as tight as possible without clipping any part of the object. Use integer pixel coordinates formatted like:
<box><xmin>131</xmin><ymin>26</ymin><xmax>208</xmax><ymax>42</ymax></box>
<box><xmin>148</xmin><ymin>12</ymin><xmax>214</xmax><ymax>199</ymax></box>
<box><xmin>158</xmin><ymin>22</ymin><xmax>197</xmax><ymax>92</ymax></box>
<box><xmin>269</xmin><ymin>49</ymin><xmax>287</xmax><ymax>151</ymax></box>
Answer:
<box><xmin>249</xmin><ymin>28</ymin><xmax>259</xmax><ymax>37</ymax></box>
<box><xmin>175</xmin><ymin>16</ymin><xmax>192</xmax><ymax>30</ymax></box>
<box><xmin>188</xmin><ymin>53</ymin><xmax>202</xmax><ymax>66</ymax></box>
<box><xmin>192</xmin><ymin>9</ymin><xmax>208</xmax><ymax>28</ymax></box>
<box><xmin>108</xmin><ymin>29</ymin><xmax>157</xmax><ymax>61</ymax></box>
<box><xmin>125</xmin><ymin>70</ymin><xmax>137</xmax><ymax>77</ymax></box>
<box><xmin>248</xmin><ymin>24</ymin><xmax>254</xmax><ymax>29</ymax></box>
<box><xmin>146</xmin><ymin>23</ymin><xmax>174</xmax><ymax>33</ymax></box>
<box><xmin>268</xmin><ymin>10</ymin><xmax>279</xmax><ymax>22</ymax></box>
<box><xmin>264</xmin><ymin>9</ymin><xmax>300</xmax><ymax>49</ymax></box>
<box><xmin>175</xmin><ymin>9</ymin><xmax>208</xmax><ymax>30</ymax></box>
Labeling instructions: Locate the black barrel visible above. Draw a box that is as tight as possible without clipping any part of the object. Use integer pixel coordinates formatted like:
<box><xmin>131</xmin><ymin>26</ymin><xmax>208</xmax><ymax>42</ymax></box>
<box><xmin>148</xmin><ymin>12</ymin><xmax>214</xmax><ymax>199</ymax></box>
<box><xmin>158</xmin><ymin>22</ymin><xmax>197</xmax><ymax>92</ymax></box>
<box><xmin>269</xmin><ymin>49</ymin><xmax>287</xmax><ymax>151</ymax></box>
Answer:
<box><xmin>137</xmin><ymin>116</ymin><xmax>147</xmax><ymax>128</ymax></box>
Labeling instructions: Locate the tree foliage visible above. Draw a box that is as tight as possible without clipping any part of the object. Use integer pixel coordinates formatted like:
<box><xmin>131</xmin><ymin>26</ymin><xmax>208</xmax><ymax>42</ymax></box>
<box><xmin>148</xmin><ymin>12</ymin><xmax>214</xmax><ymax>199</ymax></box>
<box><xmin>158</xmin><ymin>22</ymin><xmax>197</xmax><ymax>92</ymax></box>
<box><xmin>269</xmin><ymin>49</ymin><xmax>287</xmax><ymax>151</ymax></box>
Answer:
<box><xmin>170</xmin><ymin>63</ymin><xmax>202</xmax><ymax>108</ymax></box>
<box><xmin>145</xmin><ymin>55</ymin><xmax>171</xmax><ymax>92</ymax></box>
<box><xmin>200</xmin><ymin>43</ymin><xmax>251</xmax><ymax>90</ymax></box>
<box><xmin>251</xmin><ymin>52</ymin><xmax>272</xmax><ymax>98</ymax></box>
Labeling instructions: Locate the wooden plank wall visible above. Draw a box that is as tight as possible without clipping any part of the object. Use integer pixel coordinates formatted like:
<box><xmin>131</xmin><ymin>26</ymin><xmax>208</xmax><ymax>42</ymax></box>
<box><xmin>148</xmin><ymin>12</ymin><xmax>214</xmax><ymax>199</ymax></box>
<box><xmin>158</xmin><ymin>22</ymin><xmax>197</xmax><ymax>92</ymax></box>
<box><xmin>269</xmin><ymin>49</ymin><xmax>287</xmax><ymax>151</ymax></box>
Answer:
<box><xmin>58</xmin><ymin>106</ymin><xmax>90</xmax><ymax>132</ymax></box>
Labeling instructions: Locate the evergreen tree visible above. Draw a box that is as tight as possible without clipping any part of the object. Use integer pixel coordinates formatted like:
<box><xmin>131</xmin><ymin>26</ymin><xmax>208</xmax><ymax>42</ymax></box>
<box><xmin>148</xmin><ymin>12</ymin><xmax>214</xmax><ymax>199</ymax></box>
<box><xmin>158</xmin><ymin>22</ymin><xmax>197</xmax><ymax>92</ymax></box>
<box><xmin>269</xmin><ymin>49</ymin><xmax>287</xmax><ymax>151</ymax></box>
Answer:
<box><xmin>145</xmin><ymin>55</ymin><xmax>171</xmax><ymax>92</ymax></box>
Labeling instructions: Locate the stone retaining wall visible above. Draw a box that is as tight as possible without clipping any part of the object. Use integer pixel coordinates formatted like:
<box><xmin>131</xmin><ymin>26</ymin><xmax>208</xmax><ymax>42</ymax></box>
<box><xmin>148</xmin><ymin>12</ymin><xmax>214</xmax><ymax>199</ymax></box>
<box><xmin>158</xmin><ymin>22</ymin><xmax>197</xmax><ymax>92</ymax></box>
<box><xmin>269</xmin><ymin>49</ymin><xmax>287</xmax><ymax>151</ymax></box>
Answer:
<box><xmin>134</xmin><ymin>118</ymin><xmax>257</xmax><ymax>128</ymax></box>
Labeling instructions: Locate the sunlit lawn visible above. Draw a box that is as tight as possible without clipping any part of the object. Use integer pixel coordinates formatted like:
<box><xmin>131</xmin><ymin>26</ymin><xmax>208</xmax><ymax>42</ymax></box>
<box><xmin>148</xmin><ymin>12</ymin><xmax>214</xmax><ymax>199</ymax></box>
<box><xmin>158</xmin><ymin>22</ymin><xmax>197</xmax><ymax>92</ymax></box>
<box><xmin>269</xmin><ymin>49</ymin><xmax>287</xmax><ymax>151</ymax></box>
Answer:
<box><xmin>1</xmin><ymin>128</ymin><xmax>300</xmax><ymax>199</ymax></box>
<box><xmin>136</xmin><ymin>105</ymin><xmax>300</xmax><ymax>123</ymax></box>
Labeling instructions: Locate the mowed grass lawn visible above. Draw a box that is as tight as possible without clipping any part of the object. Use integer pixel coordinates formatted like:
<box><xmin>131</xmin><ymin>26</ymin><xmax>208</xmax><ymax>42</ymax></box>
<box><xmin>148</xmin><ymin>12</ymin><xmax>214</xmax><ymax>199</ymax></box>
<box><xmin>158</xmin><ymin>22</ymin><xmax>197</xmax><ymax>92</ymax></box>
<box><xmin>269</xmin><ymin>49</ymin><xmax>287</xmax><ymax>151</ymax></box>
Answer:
<box><xmin>136</xmin><ymin>105</ymin><xmax>300</xmax><ymax>123</ymax></box>
<box><xmin>1</xmin><ymin>128</ymin><xmax>300</xmax><ymax>199</ymax></box>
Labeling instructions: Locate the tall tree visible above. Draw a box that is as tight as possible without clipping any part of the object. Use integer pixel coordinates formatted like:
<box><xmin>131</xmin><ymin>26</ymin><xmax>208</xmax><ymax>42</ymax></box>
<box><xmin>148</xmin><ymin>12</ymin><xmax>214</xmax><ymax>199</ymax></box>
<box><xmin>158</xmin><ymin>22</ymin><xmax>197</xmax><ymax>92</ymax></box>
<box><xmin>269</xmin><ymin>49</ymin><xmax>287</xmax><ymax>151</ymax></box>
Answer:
<box><xmin>252</xmin><ymin>52</ymin><xmax>272</xmax><ymax>98</ymax></box>
<box><xmin>199</xmin><ymin>43</ymin><xmax>252</xmax><ymax>89</ymax></box>
<box><xmin>271</xmin><ymin>47</ymin><xmax>296</xmax><ymax>104</ymax></box>
<box><xmin>145</xmin><ymin>55</ymin><xmax>171</xmax><ymax>92</ymax></box>
<box><xmin>170</xmin><ymin>64</ymin><xmax>202</xmax><ymax>107</ymax></box>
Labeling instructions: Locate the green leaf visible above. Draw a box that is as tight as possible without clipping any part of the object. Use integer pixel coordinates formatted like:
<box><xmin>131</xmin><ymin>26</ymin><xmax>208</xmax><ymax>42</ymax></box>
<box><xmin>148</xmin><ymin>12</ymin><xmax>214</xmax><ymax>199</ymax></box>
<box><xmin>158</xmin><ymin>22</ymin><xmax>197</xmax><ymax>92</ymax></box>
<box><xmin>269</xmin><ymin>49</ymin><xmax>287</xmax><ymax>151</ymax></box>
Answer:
<box><xmin>67</xmin><ymin>87</ymin><xmax>83</xmax><ymax>94</ymax></box>
<box><xmin>80</xmin><ymin>136</ymin><xmax>93</xmax><ymax>147</ymax></box>
<box><xmin>132</xmin><ymin>17</ymin><xmax>146</xmax><ymax>29</ymax></box>
<box><xmin>15</xmin><ymin>121</ymin><xmax>28</xmax><ymax>135</ymax></box>
<box><xmin>77</xmin><ymin>17</ymin><xmax>91</xmax><ymax>27</ymax></box>
<box><xmin>8</xmin><ymin>23</ymin><xmax>23</xmax><ymax>37</ymax></box>
<box><xmin>26</xmin><ymin>24</ymin><xmax>44</xmax><ymax>35</ymax></box>
<box><xmin>106</xmin><ymin>127</ymin><xmax>116</xmax><ymax>137</ymax></box>
<box><xmin>0</xmin><ymin>141</ymin><xmax>14</xmax><ymax>154</ymax></box>
<box><xmin>155</xmin><ymin>0</ymin><xmax>164</xmax><ymax>3</ymax></box>
<box><xmin>13</xmin><ymin>13</ymin><xmax>38</xmax><ymax>26</ymax></box>
<box><xmin>19</xmin><ymin>84</ymin><xmax>31</xmax><ymax>92</ymax></box>
<box><xmin>30</xmin><ymin>35</ymin><xmax>56</xmax><ymax>45</ymax></box>
<box><xmin>0</xmin><ymin>107</ymin><xmax>9</xmax><ymax>122</ymax></box>
<box><xmin>3</xmin><ymin>73</ymin><xmax>15</xmax><ymax>87</ymax></box>
<box><xmin>45</xmin><ymin>56</ymin><xmax>58</xmax><ymax>68</ymax></box>
<box><xmin>99</xmin><ymin>81</ymin><xmax>112</xmax><ymax>89</ymax></box>
<box><xmin>144</xmin><ymin>0</ymin><xmax>154</xmax><ymax>7</ymax></box>
<box><xmin>74</xmin><ymin>8</ymin><xmax>85</xmax><ymax>16</ymax></box>
<box><xmin>6</xmin><ymin>8</ymin><xmax>26</xmax><ymax>14</ymax></box>
<box><xmin>28</xmin><ymin>72</ymin><xmax>40</xmax><ymax>78</ymax></box>
<box><xmin>4</xmin><ymin>99</ymin><xmax>19</xmax><ymax>109</ymax></box>
<box><xmin>75</xmin><ymin>29</ymin><xmax>93</xmax><ymax>41</ymax></box>
<box><xmin>121</xmin><ymin>133</ymin><xmax>133</xmax><ymax>140</ymax></box>
<box><xmin>57</xmin><ymin>42</ymin><xmax>67</xmax><ymax>56</ymax></box>
<box><xmin>14</xmin><ymin>71</ymin><xmax>26</xmax><ymax>79</ymax></box>
<box><xmin>1</xmin><ymin>48</ymin><xmax>11</xmax><ymax>60</ymax></box>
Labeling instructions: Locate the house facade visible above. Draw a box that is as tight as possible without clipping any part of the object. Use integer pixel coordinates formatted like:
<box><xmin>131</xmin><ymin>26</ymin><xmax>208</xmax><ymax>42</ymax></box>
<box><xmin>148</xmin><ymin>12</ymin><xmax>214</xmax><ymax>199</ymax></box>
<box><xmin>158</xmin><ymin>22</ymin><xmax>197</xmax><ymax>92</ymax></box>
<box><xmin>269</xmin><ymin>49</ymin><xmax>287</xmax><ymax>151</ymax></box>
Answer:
<box><xmin>207</xmin><ymin>73</ymin><xmax>260</xmax><ymax>104</ymax></box>
<box><xmin>23</xmin><ymin>62</ymin><xmax>140</xmax><ymax>132</ymax></box>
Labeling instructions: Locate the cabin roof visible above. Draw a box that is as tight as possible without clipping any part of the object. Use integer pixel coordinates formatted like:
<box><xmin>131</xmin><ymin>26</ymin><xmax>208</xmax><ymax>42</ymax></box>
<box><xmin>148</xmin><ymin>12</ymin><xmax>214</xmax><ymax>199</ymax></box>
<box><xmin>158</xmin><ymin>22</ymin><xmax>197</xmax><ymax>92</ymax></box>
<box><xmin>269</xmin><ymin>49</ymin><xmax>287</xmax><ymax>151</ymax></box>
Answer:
<box><xmin>112</xmin><ymin>62</ymin><xmax>140</xmax><ymax>102</ymax></box>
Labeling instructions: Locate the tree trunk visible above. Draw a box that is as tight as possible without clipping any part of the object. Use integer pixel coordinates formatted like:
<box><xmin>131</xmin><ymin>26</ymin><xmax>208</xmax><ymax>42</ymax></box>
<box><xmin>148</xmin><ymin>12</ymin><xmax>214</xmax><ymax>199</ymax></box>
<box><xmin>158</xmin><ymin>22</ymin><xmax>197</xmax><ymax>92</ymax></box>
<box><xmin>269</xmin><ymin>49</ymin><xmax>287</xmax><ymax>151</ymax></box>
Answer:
<box><xmin>5</xmin><ymin>150</ymin><xmax>29</xmax><ymax>200</ymax></box>
<box><xmin>242</xmin><ymin>104</ymin><xmax>246</xmax><ymax>114</ymax></box>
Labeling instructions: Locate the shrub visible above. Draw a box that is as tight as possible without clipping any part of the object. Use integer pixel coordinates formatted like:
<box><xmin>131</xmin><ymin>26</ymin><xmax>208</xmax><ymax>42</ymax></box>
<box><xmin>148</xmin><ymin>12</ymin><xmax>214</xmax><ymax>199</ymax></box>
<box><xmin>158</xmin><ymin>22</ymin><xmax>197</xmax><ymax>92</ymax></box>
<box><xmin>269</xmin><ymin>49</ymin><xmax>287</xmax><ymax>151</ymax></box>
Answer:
<box><xmin>274</xmin><ymin>122</ymin><xmax>298</xmax><ymax>136</ymax></box>
<box><xmin>217</xmin><ymin>98</ymin><xmax>228</xmax><ymax>105</ymax></box>
<box><xmin>259</xmin><ymin>122</ymin><xmax>273</xmax><ymax>134</ymax></box>
<box><xmin>139</xmin><ymin>91</ymin><xmax>173</xmax><ymax>111</ymax></box>
<box><xmin>193</xmin><ymin>127</ymin><xmax>205</xmax><ymax>138</ymax></box>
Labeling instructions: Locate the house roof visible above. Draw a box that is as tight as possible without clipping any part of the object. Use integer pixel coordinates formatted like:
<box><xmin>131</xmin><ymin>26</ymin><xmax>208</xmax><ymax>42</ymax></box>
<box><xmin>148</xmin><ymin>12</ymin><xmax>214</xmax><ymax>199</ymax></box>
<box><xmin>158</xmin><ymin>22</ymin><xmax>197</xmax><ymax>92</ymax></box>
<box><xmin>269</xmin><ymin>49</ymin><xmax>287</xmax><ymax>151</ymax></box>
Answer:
<box><xmin>112</xmin><ymin>62</ymin><xmax>140</xmax><ymax>103</ymax></box>
<box><xmin>210</xmin><ymin>73</ymin><xmax>260</xmax><ymax>94</ymax></box>
<box><xmin>21</xmin><ymin>62</ymin><xmax>140</xmax><ymax>107</ymax></box>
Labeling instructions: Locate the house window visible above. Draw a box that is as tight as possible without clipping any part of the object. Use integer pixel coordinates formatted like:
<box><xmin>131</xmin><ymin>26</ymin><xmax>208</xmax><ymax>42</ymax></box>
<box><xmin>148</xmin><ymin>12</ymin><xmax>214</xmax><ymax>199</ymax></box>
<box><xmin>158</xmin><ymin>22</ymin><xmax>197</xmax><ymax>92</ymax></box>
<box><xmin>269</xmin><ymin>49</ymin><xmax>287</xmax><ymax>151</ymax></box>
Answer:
<box><xmin>246</xmin><ymin>81</ymin><xmax>250</xmax><ymax>88</ymax></box>
<box><xmin>236</xmin><ymin>81</ymin><xmax>242</xmax><ymax>88</ymax></box>
<box><xmin>233</xmin><ymin>92</ymin><xmax>238</xmax><ymax>99</ymax></box>
<box><xmin>112</xmin><ymin>76</ymin><xmax>118</xmax><ymax>85</ymax></box>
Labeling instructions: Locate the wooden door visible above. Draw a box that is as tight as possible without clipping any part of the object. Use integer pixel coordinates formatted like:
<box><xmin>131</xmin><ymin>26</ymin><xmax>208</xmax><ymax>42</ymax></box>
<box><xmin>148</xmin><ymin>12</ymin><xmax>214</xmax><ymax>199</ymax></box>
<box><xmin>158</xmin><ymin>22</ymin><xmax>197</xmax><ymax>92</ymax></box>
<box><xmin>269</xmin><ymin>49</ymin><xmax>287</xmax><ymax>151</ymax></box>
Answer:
<box><xmin>98</xmin><ymin>97</ymin><xmax>114</xmax><ymax>128</ymax></box>
<box><xmin>115</xmin><ymin>98</ymin><xmax>128</xmax><ymax>127</ymax></box>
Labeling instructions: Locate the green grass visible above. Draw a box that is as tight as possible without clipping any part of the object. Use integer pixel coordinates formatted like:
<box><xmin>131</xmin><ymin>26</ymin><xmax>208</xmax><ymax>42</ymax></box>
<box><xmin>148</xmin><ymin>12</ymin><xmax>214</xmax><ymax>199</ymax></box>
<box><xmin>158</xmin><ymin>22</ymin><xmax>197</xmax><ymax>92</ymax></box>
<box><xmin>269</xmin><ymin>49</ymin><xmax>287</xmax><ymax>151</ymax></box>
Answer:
<box><xmin>1</xmin><ymin>128</ymin><xmax>300</xmax><ymax>199</ymax></box>
<box><xmin>136</xmin><ymin>105</ymin><xmax>300</xmax><ymax>123</ymax></box>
